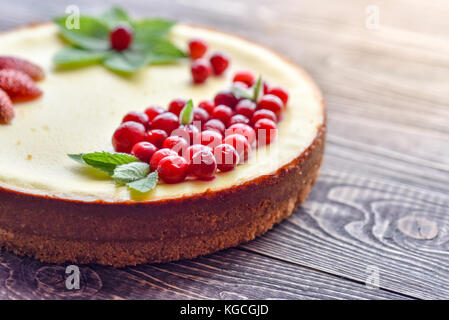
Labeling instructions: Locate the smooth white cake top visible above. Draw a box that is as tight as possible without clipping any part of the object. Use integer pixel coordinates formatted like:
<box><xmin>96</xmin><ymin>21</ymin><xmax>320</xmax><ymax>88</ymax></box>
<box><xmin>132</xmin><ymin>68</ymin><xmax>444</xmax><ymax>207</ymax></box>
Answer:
<box><xmin>0</xmin><ymin>23</ymin><xmax>324</xmax><ymax>202</ymax></box>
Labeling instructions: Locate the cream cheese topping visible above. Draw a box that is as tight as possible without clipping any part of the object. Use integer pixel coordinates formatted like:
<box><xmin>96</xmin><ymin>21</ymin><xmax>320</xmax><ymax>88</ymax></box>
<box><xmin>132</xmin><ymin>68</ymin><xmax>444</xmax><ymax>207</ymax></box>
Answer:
<box><xmin>0</xmin><ymin>24</ymin><xmax>324</xmax><ymax>202</ymax></box>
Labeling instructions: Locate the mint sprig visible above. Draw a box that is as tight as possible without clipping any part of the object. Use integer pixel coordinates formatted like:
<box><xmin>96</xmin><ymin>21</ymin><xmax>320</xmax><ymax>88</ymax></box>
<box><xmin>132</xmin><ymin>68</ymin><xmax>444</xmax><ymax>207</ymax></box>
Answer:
<box><xmin>53</xmin><ymin>7</ymin><xmax>187</xmax><ymax>74</ymax></box>
<box><xmin>68</xmin><ymin>152</ymin><xmax>158</xmax><ymax>193</ymax></box>
<box><xmin>252</xmin><ymin>75</ymin><xmax>263</xmax><ymax>103</ymax></box>
<box><xmin>179</xmin><ymin>99</ymin><xmax>194</xmax><ymax>125</ymax></box>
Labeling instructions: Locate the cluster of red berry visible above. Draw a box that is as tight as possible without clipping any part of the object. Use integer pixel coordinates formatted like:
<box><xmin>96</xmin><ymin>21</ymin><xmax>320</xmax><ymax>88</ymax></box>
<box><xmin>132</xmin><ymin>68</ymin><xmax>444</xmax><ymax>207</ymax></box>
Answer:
<box><xmin>0</xmin><ymin>56</ymin><xmax>44</xmax><ymax>124</ymax></box>
<box><xmin>188</xmin><ymin>39</ymin><xmax>230</xmax><ymax>84</ymax></box>
<box><xmin>112</xmin><ymin>70</ymin><xmax>289</xmax><ymax>184</ymax></box>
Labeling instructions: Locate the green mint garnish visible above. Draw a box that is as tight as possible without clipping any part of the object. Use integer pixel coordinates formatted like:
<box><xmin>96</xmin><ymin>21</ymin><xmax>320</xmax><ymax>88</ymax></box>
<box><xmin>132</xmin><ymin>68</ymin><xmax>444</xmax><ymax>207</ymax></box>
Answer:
<box><xmin>112</xmin><ymin>162</ymin><xmax>150</xmax><ymax>183</ymax></box>
<box><xmin>180</xmin><ymin>99</ymin><xmax>194</xmax><ymax>125</ymax></box>
<box><xmin>53</xmin><ymin>6</ymin><xmax>187</xmax><ymax>74</ymax></box>
<box><xmin>252</xmin><ymin>75</ymin><xmax>263</xmax><ymax>103</ymax></box>
<box><xmin>231</xmin><ymin>86</ymin><xmax>253</xmax><ymax>100</ymax></box>
<box><xmin>126</xmin><ymin>172</ymin><xmax>158</xmax><ymax>193</ymax></box>
<box><xmin>68</xmin><ymin>152</ymin><xmax>158</xmax><ymax>193</ymax></box>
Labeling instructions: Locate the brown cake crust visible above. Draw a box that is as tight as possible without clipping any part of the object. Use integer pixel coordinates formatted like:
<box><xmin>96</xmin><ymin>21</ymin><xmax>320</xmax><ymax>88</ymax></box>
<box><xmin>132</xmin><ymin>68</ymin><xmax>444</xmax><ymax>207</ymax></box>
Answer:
<box><xmin>0</xmin><ymin>23</ymin><xmax>326</xmax><ymax>266</ymax></box>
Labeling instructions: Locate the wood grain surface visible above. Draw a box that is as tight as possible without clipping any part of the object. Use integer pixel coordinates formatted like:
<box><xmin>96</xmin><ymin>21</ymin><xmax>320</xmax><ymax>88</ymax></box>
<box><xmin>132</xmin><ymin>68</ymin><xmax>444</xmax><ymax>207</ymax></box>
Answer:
<box><xmin>0</xmin><ymin>0</ymin><xmax>448</xmax><ymax>300</ymax></box>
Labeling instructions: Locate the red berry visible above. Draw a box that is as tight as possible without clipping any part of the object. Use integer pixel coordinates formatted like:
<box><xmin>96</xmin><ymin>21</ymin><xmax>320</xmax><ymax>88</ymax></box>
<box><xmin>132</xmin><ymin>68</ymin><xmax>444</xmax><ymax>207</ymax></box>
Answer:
<box><xmin>109</xmin><ymin>24</ymin><xmax>133</xmax><ymax>51</ymax></box>
<box><xmin>198</xmin><ymin>100</ymin><xmax>215</xmax><ymax>114</ymax></box>
<box><xmin>184</xmin><ymin>144</ymin><xmax>212</xmax><ymax>164</ymax></box>
<box><xmin>168</xmin><ymin>99</ymin><xmax>187</xmax><ymax>116</ymax></box>
<box><xmin>254</xmin><ymin>119</ymin><xmax>277</xmax><ymax>145</ymax></box>
<box><xmin>0</xmin><ymin>56</ymin><xmax>45</xmax><ymax>81</ymax></box>
<box><xmin>213</xmin><ymin>144</ymin><xmax>239</xmax><ymax>172</ymax></box>
<box><xmin>189</xmin><ymin>150</ymin><xmax>217</xmax><ymax>179</ymax></box>
<box><xmin>157</xmin><ymin>155</ymin><xmax>189</xmax><ymax>184</ymax></box>
<box><xmin>150</xmin><ymin>148</ymin><xmax>178</xmax><ymax>171</ymax></box>
<box><xmin>235</xmin><ymin>99</ymin><xmax>256</xmax><ymax>119</ymax></box>
<box><xmin>162</xmin><ymin>135</ymin><xmax>189</xmax><ymax>155</ymax></box>
<box><xmin>0</xmin><ymin>69</ymin><xmax>42</xmax><ymax>102</ymax></box>
<box><xmin>112</xmin><ymin>121</ymin><xmax>146</xmax><ymax>153</ymax></box>
<box><xmin>203</xmin><ymin>119</ymin><xmax>226</xmax><ymax>136</ymax></box>
<box><xmin>211</xmin><ymin>105</ymin><xmax>233</xmax><ymax>127</ymax></box>
<box><xmin>0</xmin><ymin>88</ymin><xmax>14</xmax><ymax>124</ymax></box>
<box><xmin>144</xmin><ymin>105</ymin><xmax>165</xmax><ymax>121</ymax></box>
<box><xmin>223</xmin><ymin>134</ymin><xmax>251</xmax><ymax>162</ymax></box>
<box><xmin>209</xmin><ymin>52</ymin><xmax>229</xmax><ymax>75</ymax></box>
<box><xmin>122</xmin><ymin>111</ymin><xmax>149</xmax><ymax>129</ymax></box>
<box><xmin>151</xmin><ymin>112</ymin><xmax>179</xmax><ymax>134</ymax></box>
<box><xmin>171</xmin><ymin>124</ymin><xmax>200</xmax><ymax>145</ymax></box>
<box><xmin>233</xmin><ymin>71</ymin><xmax>255</xmax><ymax>87</ymax></box>
<box><xmin>145</xmin><ymin>129</ymin><xmax>168</xmax><ymax>148</ymax></box>
<box><xmin>225</xmin><ymin>123</ymin><xmax>256</xmax><ymax>145</ymax></box>
<box><xmin>214</xmin><ymin>90</ymin><xmax>238</xmax><ymax>109</ymax></box>
<box><xmin>251</xmin><ymin>109</ymin><xmax>277</xmax><ymax>125</ymax></box>
<box><xmin>228</xmin><ymin>114</ymin><xmax>249</xmax><ymax>127</ymax></box>
<box><xmin>257</xmin><ymin>94</ymin><xmax>284</xmax><ymax>118</ymax></box>
<box><xmin>191</xmin><ymin>59</ymin><xmax>211</xmax><ymax>84</ymax></box>
<box><xmin>188</xmin><ymin>39</ymin><xmax>208</xmax><ymax>60</ymax></box>
<box><xmin>192</xmin><ymin>107</ymin><xmax>210</xmax><ymax>127</ymax></box>
<box><xmin>200</xmin><ymin>130</ymin><xmax>223</xmax><ymax>149</ymax></box>
<box><xmin>267</xmin><ymin>86</ymin><xmax>289</xmax><ymax>106</ymax></box>
<box><xmin>131</xmin><ymin>141</ymin><xmax>158</xmax><ymax>163</ymax></box>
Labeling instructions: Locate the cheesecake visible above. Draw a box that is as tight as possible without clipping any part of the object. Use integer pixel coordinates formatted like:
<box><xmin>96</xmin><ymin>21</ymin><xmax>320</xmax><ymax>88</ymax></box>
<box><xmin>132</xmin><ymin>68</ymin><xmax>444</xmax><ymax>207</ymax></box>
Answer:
<box><xmin>0</xmin><ymin>23</ymin><xmax>325</xmax><ymax>266</ymax></box>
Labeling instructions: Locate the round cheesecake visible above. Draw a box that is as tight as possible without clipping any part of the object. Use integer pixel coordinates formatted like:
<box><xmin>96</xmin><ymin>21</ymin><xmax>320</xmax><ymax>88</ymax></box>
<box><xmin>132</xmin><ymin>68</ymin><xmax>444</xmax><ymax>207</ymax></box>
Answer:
<box><xmin>0</xmin><ymin>23</ymin><xmax>325</xmax><ymax>266</ymax></box>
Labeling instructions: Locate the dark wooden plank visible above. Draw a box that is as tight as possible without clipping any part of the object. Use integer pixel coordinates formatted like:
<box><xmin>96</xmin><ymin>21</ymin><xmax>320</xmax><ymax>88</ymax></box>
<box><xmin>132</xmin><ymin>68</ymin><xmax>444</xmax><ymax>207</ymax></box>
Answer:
<box><xmin>0</xmin><ymin>249</ymin><xmax>407</xmax><ymax>300</ymax></box>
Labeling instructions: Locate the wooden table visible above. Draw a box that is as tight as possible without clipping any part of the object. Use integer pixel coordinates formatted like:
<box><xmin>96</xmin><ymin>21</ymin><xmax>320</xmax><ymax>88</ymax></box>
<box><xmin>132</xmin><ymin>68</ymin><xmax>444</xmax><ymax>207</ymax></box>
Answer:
<box><xmin>1</xmin><ymin>0</ymin><xmax>448</xmax><ymax>300</ymax></box>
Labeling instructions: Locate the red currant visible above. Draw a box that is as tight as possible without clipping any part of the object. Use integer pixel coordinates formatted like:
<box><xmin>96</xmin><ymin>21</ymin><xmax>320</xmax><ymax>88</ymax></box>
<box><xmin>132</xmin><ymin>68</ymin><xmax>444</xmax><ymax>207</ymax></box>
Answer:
<box><xmin>203</xmin><ymin>119</ymin><xmax>226</xmax><ymax>136</ymax></box>
<box><xmin>225</xmin><ymin>123</ymin><xmax>256</xmax><ymax>145</ymax></box>
<box><xmin>171</xmin><ymin>124</ymin><xmax>200</xmax><ymax>145</ymax></box>
<box><xmin>233</xmin><ymin>70</ymin><xmax>255</xmax><ymax>87</ymax></box>
<box><xmin>209</xmin><ymin>52</ymin><xmax>229</xmax><ymax>75</ymax></box>
<box><xmin>189</xmin><ymin>150</ymin><xmax>217</xmax><ymax>179</ymax></box>
<box><xmin>162</xmin><ymin>135</ymin><xmax>189</xmax><ymax>155</ymax></box>
<box><xmin>191</xmin><ymin>59</ymin><xmax>211</xmax><ymax>84</ymax></box>
<box><xmin>188</xmin><ymin>39</ymin><xmax>208</xmax><ymax>59</ymax></box>
<box><xmin>228</xmin><ymin>114</ymin><xmax>250</xmax><ymax>127</ymax></box>
<box><xmin>122</xmin><ymin>111</ymin><xmax>149</xmax><ymax>129</ymax></box>
<box><xmin>193</xmin><ymin>107</ymin><xmax>210</xmax><ymax>126</ymax></box>
<box><xmin>150</xmin><ymin>148</ymin><xmax>178</xmax><ymax>171</ymax></box>
<box><xmin>110</xmin><ymin>24</ymin><xmax>133</xmax><ymax>51</ymax></box>
<box><xmin>157</xmin><ymin>155</ymin><xmax>189</xmax><ymax>184</ymax></box>
<box><xmin>112</xmin><ymin>121</ymin><xmax>146</xmax><ymax>153</ymax></box>
<box><xmin>200</xmin><ymin>130</ymin><xmax>223</xmax><ymax>149</ymax></box>
<box><xmin>223</xmin><ymin>134</ymin><xmax>251</xmax><ymax>161</ymax></box>
<box><xmin>214</xmin><ymin>90</ymin><xmax>238</xmax><ymax>109</ymax></box>
<box><xmin>213</xmin><ymin>144</ymin><xmax>239</xmax><ymax>172</ymax></box>
<box><xmin>184</xmin><ymin>144</ymin><xmax>212</xmax><ymax>164</ymax></box>
<box><xmin>254</xmin><ymin>118</ymin><xmax>277</xmax><ymax>145</ymax></box>
<box><xmin>198</xmin><ymin>100</ymin><xmax>215</xmax><ymax>115</ymax></box>
<box><xmin>151</xmin><ymin>112</ymin><xmax>179</xmax><ymax>134</ymax></box>
<box><xmin>131</xmin><ymin>141</ymin><xmax>158</xmax><ymax>163</ymax></box>
<box><xmin>211</xmin><ymin>105</ymin><xmax>233</xmax><ymax>127</ymax></box>
<box><xmin>144</xmin><ymin>105</ymin><xmax>165</xmax><ymax>121</ymax></box>
<box><xmin>251</xmin><ymin>109</ymin><xmax>277</xmax><ymax>125</ymax></box>
<box><xmin>257</xmin><ymin>94</ymin><xmax>284</xmax><ymax>118</ymax></box>
<box><xmin>168</xmin><ymin>99</ymin><xmax>187</xmax><ymax>116</ymax></box>
<box><xmin>267</xmin><ymin>86</ymin><xmax>289</xmax><ymax>106</ymax></box>
<box><xmin>146</xmin><ymin>129</ymin><xmax>168</xmax><ymax>148</ymax></box>
<box><xmin>235</xmin><ymin>99</ymin><xmax>256</xmax><ymax>119</ymax></box>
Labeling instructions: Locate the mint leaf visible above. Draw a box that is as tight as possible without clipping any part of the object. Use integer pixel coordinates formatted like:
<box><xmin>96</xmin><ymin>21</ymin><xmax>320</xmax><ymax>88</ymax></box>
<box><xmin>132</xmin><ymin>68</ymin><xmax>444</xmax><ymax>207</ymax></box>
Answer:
<box><xmin>133</xmin><ymin>19</ymin><xmax>175</xmax><ymax>47</ymax></box>
<box><xmin>103</xmin><ymin>50</ymin><xmax>149</xmax><ymax>73</ymax></box>
<box><xmin>53</xmin><ymin>47</ymin><xmax>109</xmax><ymax>68</ymax></box>
<box><xmin>112</xmin><ymin>162</ymin><xmax>150</xmax><ymax>183</ymax></box>
<box><xmin>101</xmin><ymin>7</ymin><xmax>131</xmax><ymax>28</ymax></box>
<box><xmin>127</xmin><ymin>172</ymin><xmax>158</xmax><ymax>193</ymax></box>
<box><xmin>69</xmin><ymin>152</ymin><xmax>139</xmax><ymax>175</ymax></box>
<box><xmin>253</xmin><ymin>75</ymin><xmax>263</xmax><ymax>102</ymax></box>
<box><xmin>146</xmin><ymin>38</ymin><xmax>187</xmax><ymax>60</ymax></box>
<box><xmin>54</xmin><ymin>16</ymin><xmax>110</xmax><ymax>51</ymax></box>
<box><xmin>231</xmin><ymin>86</ymin><xmax>252</xmax><ymax>100</ymax></box>
<box><xmin>180</xmin><ymin>99</ymin><xmax>194</xmax><ymax>125</ymax></box>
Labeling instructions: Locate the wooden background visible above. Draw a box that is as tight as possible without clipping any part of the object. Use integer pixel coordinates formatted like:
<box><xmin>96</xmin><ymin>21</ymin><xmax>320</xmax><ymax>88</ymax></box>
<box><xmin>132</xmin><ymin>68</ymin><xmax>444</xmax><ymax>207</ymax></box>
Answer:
<box><xmin>1</xmin><ymin>0</ymin><xmax>448</xmax><ymax>300</ymax></box>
